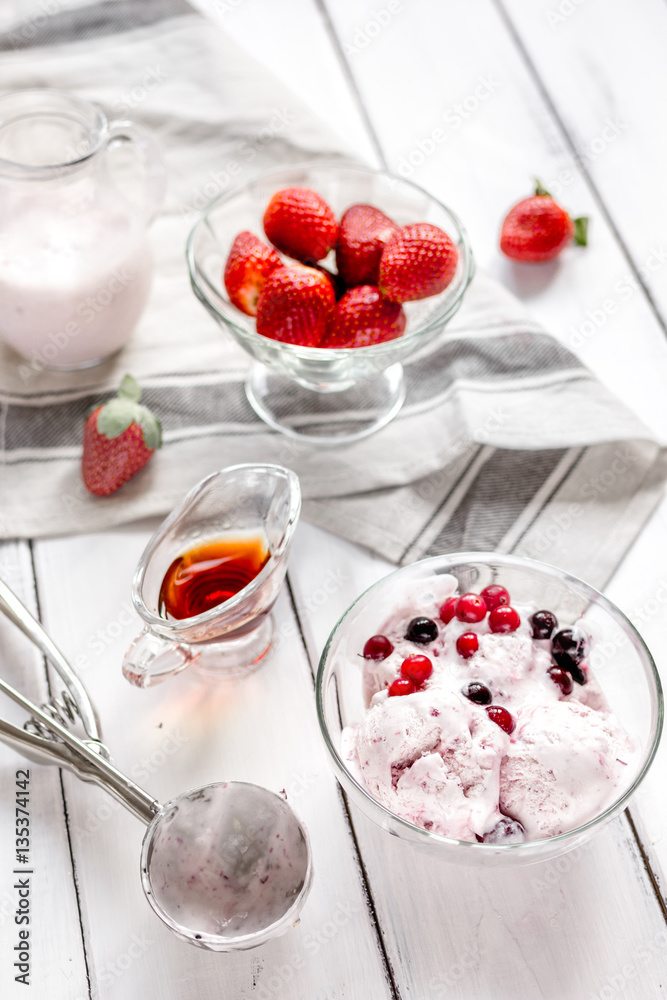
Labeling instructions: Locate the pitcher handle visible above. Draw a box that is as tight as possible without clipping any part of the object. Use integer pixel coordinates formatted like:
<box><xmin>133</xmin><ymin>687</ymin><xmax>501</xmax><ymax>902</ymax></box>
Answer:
<box><xmin>107</xmin><ymin>120</ymin><xmax>166</xmax><ymax>223</ymax></box>
<box><xmin>122</xmin><ymin>628</ymin><xmax>197</xmax><ymax>689</ymax></box>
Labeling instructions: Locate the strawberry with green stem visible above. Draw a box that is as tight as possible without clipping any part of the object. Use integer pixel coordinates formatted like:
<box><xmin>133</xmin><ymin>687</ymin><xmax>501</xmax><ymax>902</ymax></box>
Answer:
<box><xmin>500</xmin><ymin>180</ymin><xmax>588</xmax><ymax>262</ymax></box>
<box><xmin>82</xmin><ymin>375</ymin><xmax>161</xmax><ymax>496</ymax></box>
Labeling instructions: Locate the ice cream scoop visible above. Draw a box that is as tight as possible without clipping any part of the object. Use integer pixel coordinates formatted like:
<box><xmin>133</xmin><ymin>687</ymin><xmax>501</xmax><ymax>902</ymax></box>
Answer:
<box><xmin>0</xmin><ymin>577</ymin><xmax>312</xmax><ymax>951</ymax></box>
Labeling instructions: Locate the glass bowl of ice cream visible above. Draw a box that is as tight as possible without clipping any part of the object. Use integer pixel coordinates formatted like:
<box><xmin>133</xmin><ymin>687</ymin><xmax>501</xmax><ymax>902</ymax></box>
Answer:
<box><xmin>316</xmin><ymin>553</ymin><xmax>662</xmax><ymax>866</ymax></box>
<box><xmin>186</xmin><ymin>162</ymin><xmax>473</xmax><ymax>443</ymax></box>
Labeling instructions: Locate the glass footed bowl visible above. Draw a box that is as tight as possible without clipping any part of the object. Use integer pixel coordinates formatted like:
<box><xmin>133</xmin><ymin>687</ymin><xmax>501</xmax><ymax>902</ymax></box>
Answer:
<box><xmin>186</xmin><ymin>162</ymin><xmax>474</xmax><ymax>444</ymax></box>
<box><xmin>316</xmin><ymin>553</ymin><xmax>663</xmax><ymax>867</ymax></box>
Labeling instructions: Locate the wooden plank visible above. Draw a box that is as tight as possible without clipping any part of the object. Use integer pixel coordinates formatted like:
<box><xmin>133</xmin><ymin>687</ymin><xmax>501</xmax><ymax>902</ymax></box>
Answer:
<box><xmin>190</xmin><ymin>0</ymin><xmax>379</xmax><ymax>167</ymax></box>
<box><xmin>0</xmin><ymin>541</ymin><xmax>90</xmax><ymax>1000</ymax></box>
<box><xmin>498</xmin><ymin>0</ymin><xmax>667</xmax><ymax>331</ymax></box>
<box><xmin>603</xmin><ymin>491</ymin><xmax>667</xmax><ymax>907</ymax></box>
<box><xmin>289</xmin><ymin>522</ymin><xmax>667</xmax><ymax>999</ymax></box>
<box><xmin>321</xmin><ymin>0</ymin><xmax>667</xmax><ymax>443</ymax></box>
<box><xmin>31</xmin><ymin>524</ymin><xmax>392</xmax><ymax>1000</ymax></box>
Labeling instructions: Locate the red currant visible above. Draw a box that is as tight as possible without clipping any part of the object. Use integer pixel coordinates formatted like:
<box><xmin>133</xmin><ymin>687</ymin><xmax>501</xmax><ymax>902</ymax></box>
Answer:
<box><xmin>363</xmin><ymin>635</ymin><xmax>394</xmax><ymax>660</ymax></box>
<box><xmin>456</xmin><ymin>632</ymin><xmax>479</xmax><ymax>659</ymax></box>
<box><xmin>486</xmin><ymin>705</ymin><xmax>516</xmax><ymax>734</ymax></box>
<box><xmin>480</xmin><ymin>584</ymin><xmax>510</xmax><ymax>611</ymax></box>
<box><xmin>488</xmin><ymin>606</ymin><xmax>521</xmax><ymax>633</ymax></box>
<box><xmin>456</xmin><ymin>593</ymin><xmax>487</xmax><ymax>623</ymax></box>
<box><xmin>548</xmin><ymin>666</ymin><xmax>574</xmax><ymax>696</ymax></box>
<box><xmin>439</xmin><ymin>596</ymin><xmax>458</xmax><ymax>624</ymax></box>
<box><xmin>400</xmin><ymin>654</ymin><xmax>433</xmax><ymax>685</ymax></box>
<box><xmin>388</xmin><ymin>677</ymin><xmax>416</xmax><ymax>697</ymax></box>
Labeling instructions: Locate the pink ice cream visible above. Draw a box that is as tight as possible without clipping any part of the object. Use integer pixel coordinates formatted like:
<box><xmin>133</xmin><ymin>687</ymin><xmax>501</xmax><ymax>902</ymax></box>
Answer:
<box><xmin>342</xmin><ymin>574</ymin><xmax>637</xmax><ymax>844</ymax></box>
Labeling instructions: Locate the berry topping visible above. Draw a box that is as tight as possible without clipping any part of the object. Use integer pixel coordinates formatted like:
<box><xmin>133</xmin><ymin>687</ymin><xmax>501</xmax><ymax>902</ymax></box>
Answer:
<box><xmin>400</xmin><ymin>654</ymin><xmax>433</xmax><ymax>685</ymax></box>
<box><xmin>482</xmin><ymin>817</ymin><xmax>526</xmax><ymax>845</ymax></box>
<box><xmin>336</xmin><ymin>204</ymin><xmax>399</xmax><ymax>287</ymax></box>
<box><xmin>462</xmin><ymin>681</ymin><xmax>492</xmax><ymax>705</ymax></box>
<box><xmin>263</xmin><ymin>187</ymin><xmax>338</xmax><ymax>262</ymax></box>
<box><xmin>363</xmin><ymin>635</ymin><xmax>394</xmax><ymax>661</ymax></box>
<box><xmin>405</xmin><ymin>616</ymin><xmax>439</xmax><ymax>644</ymax></box>
<box><xmin>323</xmin><ymin>285</ymin><xmax>406</xmax><ymax>349</ymax></box>
<box><xmin>255</xmin><ymin>265</ymin><xmax>335</xmax><ymax>347</ymax></box>
<box><xmin>548</xmin><ymin>666</ymin><xmax>574</xmax><ymax>696</ymax></box>
<box><xmin>488</xmin><ymin>605</ymin><xmax>521</xmax><ymax>633</ymax></box>
<box><xmin>486</xmin><ymin>705</ymin><xmax>516</xmax><ymax>734</ymax></box>
<box><xmin>388</xmin><ymin>678</ymin><xmax>416</xmax><ymax>697</ymax></box>
<box><xmin>456</xmin><ymin>632</ymin><xmax>479</xmax><ymax>659</ymax></box>
<box><xmin>552</xmin><ymin>627</ymin><xmax>588</xmax><ymax>685</ymax></box>
<box><xmin>530</xmin><ymin>609</ymin><xmax>558</xmax><ymax>640</ymax></box>
<box><xmin>439</xmin><ymin>596</ymin><xmax>458</xmax><ymax>624</ymax></box>
<box><xmin>455</xmin><ymin>594</ymin><xmax>487</xmax><ymax>623</ymax></box>
<box><xmin>480</xmin><ymin>584</ymin><xmax>510</xmax><ymax>611</ymax></box>
<box><xmin>379</xmin><ymin>222</ymin><xmax>459</xmax><ymax>302</ymax></box>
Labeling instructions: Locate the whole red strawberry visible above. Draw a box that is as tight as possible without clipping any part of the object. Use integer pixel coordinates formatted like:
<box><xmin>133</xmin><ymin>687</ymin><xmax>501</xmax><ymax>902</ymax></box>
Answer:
<box><xmin>336</xmin><ymin>204</ymin><xmax>399</xmax><ymax>287</ymax></box>
<box><xmin>82</xmin><ymin>375</ymin><xmax>161</xmax><ymax>496</ymax></box>
<box><xmin>263</xmin><ymin>187</ymin><xmax>338</xmax><ymax>262</ymax></box>
<box><xmin>500</xmin><ymin>182</ymin><xmax>588</xmax><ymax>262</ymax></box>
<box><xmin>379</xmin><ymin>223</ymin><xmax>459</xmax><ymax>302</ymax></box>
<box><xmin>223</xmin><ymin>230</ymin><xmax>282</xmax><ymax>316</ymax></box>
<box><xmin>256</xmin><ymin>265</ymin><xmax>335</xmax><ymax>347</ymax></box>
<box><xmin>323</xmin><ymin>285</ymin><xmax>406</xmax><ymax>348</ymax></box>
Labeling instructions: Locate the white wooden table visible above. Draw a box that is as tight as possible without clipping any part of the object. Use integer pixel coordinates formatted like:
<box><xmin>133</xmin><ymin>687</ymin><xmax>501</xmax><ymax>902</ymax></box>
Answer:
<box><xmin>2</xmin><ymin>1</ymin><xmax>667</xmax><ymax>997</ymax></box>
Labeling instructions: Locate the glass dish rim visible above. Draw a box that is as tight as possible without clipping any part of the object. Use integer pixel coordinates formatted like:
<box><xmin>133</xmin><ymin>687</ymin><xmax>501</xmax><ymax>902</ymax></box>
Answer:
<box><xmin>315</xmin><ymin>550</ymin><xmax>664</xmax><ymax>855</ymax></box>
<box><xmin>0</xmin><ymin>88</ymin><xmax>108</xmax><ymax>179</ymax></box>
<box><xmin>131</xmin><ymin>464</ymin><xmax>301</xmax><ymax>633</ymax></box>
<box><xmin>185</xmin><ymin>159</ymin><xmax>476</xmax><ymax>361</ymax></box>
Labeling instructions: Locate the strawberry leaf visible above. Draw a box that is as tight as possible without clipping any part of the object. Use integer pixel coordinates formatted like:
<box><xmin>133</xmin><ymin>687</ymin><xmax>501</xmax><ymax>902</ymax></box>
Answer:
<box><xmin>573</xmin><ymin>216</ymin><xmax>589</xmax><ymax>247</ymax></box>
<box><xmin>534</xmin><ymin>179</ymin><xmax>552</xmax><ymax>197</ymax></box>
<box><xmin>136</xmin><ymin>407</ymin><xmax>162</xmax><ymax>450</ymax></box>
<box><xmin>96</xmin><ymin>398</ymin><xmax>140</xmax><ymax>438</ymax></box>
<box><xmin>118</xmin><ymin>374</ymin><xmax>142</xmax><ymax>402</ymax></box>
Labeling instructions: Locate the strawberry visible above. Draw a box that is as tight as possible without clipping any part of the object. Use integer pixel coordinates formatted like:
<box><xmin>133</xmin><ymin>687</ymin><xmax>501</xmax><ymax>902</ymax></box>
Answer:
<box><xmin>323</xmin><ymin>285</ymin><xmax>406</xmax><ymax>348</ymax></box>
<box><xmin>500</xmin><ymin>181</ymin><xmax>588</xmax><ymax>262</ymax></box>
<box><xmin>223</xmin><ymin>230</ymin><xmax>282</xmax><ymax>316</ymax></box>
<box><xmin>256</xmin><ymin>265</ymin><xmax>335</xmax><ymax>347</ymax></box>
<box><xmin>379</xmin><ymin>223</ymin><xmax>459</xmax><ymax>302</ymax></box>
<box><xmin>263</xmin><ymin>187</ymin><xmax>338</xmax><ymax>262</ymax></box>
<box><xmin>335</xmin><ymin>204</ymin><xmax>399</xmax><ymax>287</ymax></box>
<box><xmin>82</xmin><ymin>375</ymin><xmax>161</xmax><ymax>496</ymax></box>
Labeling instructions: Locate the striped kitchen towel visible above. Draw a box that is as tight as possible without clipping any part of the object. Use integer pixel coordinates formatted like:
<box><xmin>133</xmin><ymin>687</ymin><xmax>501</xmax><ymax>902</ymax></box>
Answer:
<box><xmin>0</xmin><ymin>0</ymin><xmax>665</xmax><ymax>590</ymax></box>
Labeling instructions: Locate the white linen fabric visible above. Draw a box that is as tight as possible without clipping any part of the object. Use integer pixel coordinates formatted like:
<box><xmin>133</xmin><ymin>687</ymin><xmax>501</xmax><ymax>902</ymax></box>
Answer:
<box><xmin>0</xmin><ymin>0</ymin><xmax>664</xmax><ymax>588</ymax></box>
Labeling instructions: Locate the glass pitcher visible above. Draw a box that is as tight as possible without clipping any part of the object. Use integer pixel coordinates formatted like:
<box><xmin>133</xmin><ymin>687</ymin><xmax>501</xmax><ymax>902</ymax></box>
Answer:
<box><xmin>123</xmin><ymin>464</ymin><xmax>302</xmax><ymax>687</ymax></box>
<box><xmin>0</xmin><ymin>89</ymin><xmax>165</xmax><ymax>371</ymax></box>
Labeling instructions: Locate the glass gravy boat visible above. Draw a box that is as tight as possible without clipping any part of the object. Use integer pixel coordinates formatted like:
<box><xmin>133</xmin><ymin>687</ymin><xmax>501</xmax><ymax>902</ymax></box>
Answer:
<box><xmin>123</xmin><ymin>464</ymin><xmax>301</xmax><ymax>687</ymax></box>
